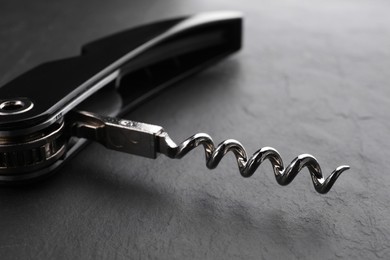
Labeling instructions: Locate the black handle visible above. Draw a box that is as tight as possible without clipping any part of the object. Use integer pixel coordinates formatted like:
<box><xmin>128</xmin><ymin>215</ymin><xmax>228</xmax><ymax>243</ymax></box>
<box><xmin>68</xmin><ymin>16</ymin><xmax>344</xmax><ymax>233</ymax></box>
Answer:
<box><xmin>0</xmin><ymin>12</ymin><xmax>242</xmax><ymax>133</ymax></box>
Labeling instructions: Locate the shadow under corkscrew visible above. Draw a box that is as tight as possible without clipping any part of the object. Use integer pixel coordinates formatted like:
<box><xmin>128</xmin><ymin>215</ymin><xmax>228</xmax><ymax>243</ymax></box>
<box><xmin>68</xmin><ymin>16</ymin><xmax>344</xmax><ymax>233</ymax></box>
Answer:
<box><xmin>158</xmin><ymin>132</ymin><xmax>350</xmax><ymax>194</ymax></box>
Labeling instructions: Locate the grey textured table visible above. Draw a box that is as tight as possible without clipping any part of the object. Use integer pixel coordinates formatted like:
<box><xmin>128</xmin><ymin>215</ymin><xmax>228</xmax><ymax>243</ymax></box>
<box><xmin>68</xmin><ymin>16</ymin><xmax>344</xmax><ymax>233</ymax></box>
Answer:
<box><xmin>1</xmin><ymin>0</ymin><xmax>389</xmax><ymax>259</ymax></box>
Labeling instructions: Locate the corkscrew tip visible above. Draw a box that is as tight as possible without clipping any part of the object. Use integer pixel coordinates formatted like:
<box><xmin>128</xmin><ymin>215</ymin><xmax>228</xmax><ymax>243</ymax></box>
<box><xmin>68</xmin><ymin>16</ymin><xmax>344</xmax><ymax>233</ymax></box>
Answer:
<box><xmin>316</xmin><ymin>165</ymin><xmax>350</xmax><ymax>194</ymax></box>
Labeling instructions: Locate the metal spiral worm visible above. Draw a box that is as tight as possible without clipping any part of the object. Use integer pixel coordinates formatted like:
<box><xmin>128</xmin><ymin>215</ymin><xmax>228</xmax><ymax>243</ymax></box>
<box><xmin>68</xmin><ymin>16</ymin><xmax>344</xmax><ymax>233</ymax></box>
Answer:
<box><xmin>70</xmin><ymin>111</ymin><xmax>349</xmax><ymax>194</ymax></box>
<box><xmin>158</xmin><ymin>132</ymin><xmax>350</xmax><ymax>194</ymax></box>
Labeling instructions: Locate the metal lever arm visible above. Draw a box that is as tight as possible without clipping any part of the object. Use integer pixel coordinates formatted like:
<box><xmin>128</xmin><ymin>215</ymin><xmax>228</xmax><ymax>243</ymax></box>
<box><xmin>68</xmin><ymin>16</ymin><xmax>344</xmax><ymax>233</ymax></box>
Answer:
<box><xmin>70</xmin><ymin>111</ymin><xmax>164</xmax><ymax>158</ymax></box>
<box><xmin>70</xmin><ymin>111</ymin><xmax>350</xmax><ymax>194</ymax></box>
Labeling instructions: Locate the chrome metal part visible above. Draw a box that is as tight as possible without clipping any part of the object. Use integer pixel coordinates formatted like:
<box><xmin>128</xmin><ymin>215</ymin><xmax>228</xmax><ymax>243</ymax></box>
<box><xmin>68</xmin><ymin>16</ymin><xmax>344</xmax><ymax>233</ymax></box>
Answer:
<box><xmin>70</xmin><ymin>111</ymin><xmax>350</xmax><ymax>194</ymax></box>
<box><xmin>0</xmin><ymin>120</ymin><xmax>66</xmax><ymax>176</ymax></box>
<box><xmin>70</xmin><ymin>111</ymin><xmax>164</xmax><ymax>159</ymax></box>
<box><xmin>0</xmin><ymin>98</ymin><xmax>34</xmax><ymax>115</ymax></box>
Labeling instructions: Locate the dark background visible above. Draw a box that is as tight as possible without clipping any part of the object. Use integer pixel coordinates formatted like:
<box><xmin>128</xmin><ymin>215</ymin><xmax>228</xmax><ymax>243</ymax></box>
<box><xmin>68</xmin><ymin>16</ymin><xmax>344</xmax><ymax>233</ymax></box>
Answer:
<box><xmin>1</xmin><ymin>0</ymin><xmax>389</xmax><ymax>259</ymax></box>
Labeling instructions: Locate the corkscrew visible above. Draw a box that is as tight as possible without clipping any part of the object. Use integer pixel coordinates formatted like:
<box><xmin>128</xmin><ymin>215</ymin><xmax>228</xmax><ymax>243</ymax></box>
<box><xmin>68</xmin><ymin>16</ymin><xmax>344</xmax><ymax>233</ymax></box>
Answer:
<box><xmin>0</xmin><ymin>12</ymin><xmax>349</xmax><ymax>193</ymax></box>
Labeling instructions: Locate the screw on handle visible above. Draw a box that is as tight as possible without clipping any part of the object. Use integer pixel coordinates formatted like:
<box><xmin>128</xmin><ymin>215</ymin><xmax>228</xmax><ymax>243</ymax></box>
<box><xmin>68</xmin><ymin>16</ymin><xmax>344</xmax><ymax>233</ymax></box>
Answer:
<box><xmin>70</xmin><ymin>110</ymin><xmax>350</xmax><ymax>194</ymax></box>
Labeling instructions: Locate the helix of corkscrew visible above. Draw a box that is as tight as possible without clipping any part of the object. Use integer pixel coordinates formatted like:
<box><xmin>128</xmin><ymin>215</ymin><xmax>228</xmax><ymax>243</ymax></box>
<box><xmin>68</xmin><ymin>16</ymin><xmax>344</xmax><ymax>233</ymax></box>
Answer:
<box><xmin>157</xmin><ymin>132</ymin><xmax>350</xmax><ymax>194</ymax></box>
<box><xmin>70</xmin><ymin>111</ymin><xmax>349</xmax><ymax>194</ymax></box>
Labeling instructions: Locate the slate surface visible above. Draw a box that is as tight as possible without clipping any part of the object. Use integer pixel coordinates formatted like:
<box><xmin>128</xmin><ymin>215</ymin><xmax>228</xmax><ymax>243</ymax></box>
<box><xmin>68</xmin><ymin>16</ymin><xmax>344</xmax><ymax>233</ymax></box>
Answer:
<box><xmin>0</xmin><ymin>0</ymin><xmax>389</xmax><ymax>259</ymax></box>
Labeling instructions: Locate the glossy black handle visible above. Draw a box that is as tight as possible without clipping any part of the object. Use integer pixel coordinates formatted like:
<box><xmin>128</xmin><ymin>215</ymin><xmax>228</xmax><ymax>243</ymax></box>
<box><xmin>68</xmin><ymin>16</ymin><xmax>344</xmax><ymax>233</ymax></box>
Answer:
<box><xmin>0</xmin><ymin>12</ymin><xmax>242</xmax><ymax>133</ymax></box>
